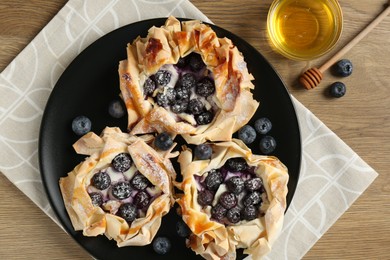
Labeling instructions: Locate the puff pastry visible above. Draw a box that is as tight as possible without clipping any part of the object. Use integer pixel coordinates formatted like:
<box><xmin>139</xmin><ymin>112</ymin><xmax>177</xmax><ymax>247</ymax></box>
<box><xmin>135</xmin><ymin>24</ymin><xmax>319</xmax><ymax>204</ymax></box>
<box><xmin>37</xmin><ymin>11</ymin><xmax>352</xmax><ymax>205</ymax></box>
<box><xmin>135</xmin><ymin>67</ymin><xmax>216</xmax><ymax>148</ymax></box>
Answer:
<box><xmin>175</xmin><ymin>139</ymin><xmax>288</xmax><ymax>259</ymax></box>
<box><xmin>119</xmin><ymin>16</ymin><xmax>259</xmax><ymax>144</ymax></box>
<box><xmin>59</xmin><ymin>127</ymin><xmax>176</xmax><ymax>247</ymax></box>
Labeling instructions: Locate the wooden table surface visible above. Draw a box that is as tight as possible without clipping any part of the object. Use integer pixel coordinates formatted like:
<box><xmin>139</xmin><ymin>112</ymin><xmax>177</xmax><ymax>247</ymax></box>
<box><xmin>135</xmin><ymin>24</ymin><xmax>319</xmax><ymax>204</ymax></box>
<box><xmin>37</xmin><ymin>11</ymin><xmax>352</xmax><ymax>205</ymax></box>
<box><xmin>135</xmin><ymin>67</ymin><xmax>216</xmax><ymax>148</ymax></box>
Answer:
<box><xmin>0</xmin><ymin>0</ymin><xmax>389</xmax><ymax>259</ymax></box>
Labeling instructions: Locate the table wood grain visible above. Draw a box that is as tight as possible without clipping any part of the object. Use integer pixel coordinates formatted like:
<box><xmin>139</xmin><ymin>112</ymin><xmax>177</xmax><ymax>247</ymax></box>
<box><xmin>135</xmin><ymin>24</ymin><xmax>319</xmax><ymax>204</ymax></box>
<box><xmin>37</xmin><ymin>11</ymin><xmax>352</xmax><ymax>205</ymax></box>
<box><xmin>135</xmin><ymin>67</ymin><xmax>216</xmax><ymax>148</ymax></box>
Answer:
<box><xmin>0</xmin><ymin>0</ymin><xmax>389</xmax><ymax>259</ymax></box>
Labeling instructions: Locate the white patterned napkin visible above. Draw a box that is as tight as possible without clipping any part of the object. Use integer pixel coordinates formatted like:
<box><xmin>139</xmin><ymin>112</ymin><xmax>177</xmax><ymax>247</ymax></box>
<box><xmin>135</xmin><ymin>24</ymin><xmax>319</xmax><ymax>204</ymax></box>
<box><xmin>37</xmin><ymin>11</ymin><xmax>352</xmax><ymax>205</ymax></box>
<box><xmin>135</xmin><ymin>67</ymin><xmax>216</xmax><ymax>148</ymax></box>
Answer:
<box><xmin>0</xmin><ymin>0</ymin><xmax>378</xmax><ymax>259</ymax></box>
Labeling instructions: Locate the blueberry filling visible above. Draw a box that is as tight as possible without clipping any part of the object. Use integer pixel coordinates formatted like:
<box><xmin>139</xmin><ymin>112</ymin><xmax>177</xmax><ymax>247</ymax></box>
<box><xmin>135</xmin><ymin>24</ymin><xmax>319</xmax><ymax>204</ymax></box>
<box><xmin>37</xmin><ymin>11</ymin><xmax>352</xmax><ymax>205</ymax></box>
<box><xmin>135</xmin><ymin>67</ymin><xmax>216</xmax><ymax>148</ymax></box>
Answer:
<box><xmin>143</xmin><ymin>53</ymin><xmax>216</xmax><ymax>126</ymax></box>
<box><xmin>195</xmin><ymin>158</ymin><xmax>267</xmax><ymax>225</ymax></box>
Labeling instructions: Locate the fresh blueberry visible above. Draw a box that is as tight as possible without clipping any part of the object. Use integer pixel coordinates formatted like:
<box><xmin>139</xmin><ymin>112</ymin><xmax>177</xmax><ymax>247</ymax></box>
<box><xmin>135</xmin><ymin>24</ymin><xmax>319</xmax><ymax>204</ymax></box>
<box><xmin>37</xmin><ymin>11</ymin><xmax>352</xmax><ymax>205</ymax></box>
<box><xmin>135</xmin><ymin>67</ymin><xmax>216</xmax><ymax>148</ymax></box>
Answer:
<box><xmin>194</xmin><ymin>144</ymin><xmax>212</xmax><ymax>160</ymax></box>
<box><xmin>238</xmin><ymin>125</ymin><xmax>257</xmax><ymax>144</ymax></box>
<box><xmin>254</xmin><ymin>117</ymin><xmax>272</xmax><ymax>134</ymax></box>
<box><xmin>156</xmin><ymin>88</ymin><xmax>176</xmax><ymax>107</ymax></box>
<box><xmin>71</xmin><ymin>115</ymin><xmax>92</xmax><ymax>136</ymax></box>
<box><xmin>153</xmin><ymin>236</ymin><xmax>172</xmax><ymax>255</ymax></box>
<box><xmin>195</xmin><ymin>111</ymin><xmax>214</xmax><ymax>125</ymax></box>
<box><xmin>187</xmin><ymin>98</ymin><xmax>204</xmax><ymax>115</ymax></box>
<box><xmin>155</xmin><ymin>70</ymin><xmax>172</xmax><ymax>86</ymax></box>
<box><xmin>197</xmin><ymin>189</ymin><xmax>214</xmax><ymax>207</ymax></box>
<box><xmin>171</xmin><ymin>99</ymin><xmax>189</xmax><ymax>114</ymax></box>
<box><xmin>143</xmin><ymin>77</ymin><xmax>156</xmax><ymax>96</ymax></box>
<box><xmin>176</xmin><ymin>219</ymin><xmax>192</xmax><ymax>237</ymax></box>
<box><xmin>244</xmin><ymin>178</ymin><xmax>263</xmax><ymax>192</ymax></box>
<box><xmin>89</xmin><ymin>192</ymin><xmax>103</xmax><ymax>207</ymax></box>
<box><xmin>259</xmin><ymin>135</ymin><xmax>277</xmax><ymax>154</ymax></box>
<box><xmin>195</xmin><ymin>77</ymin><xmax>215</xmax><ymax>97</ymax></box>
<box><xmin>243</xmin><ymin>191</ymin><xmax>262</xmax><ymax>206</ymax></box>
<box><xmin>334</xmin><ymin>59</ymin><xmax>353</xmax><ymax>77</ymax></box>
<box><xmin>211</xmin><ymin>203</ymin><xmax>227</xmax><ymax>221</ymax></box>
<box><xmin>188</xmin><ymin>53</ymin><xmax>205</xmax><ymax>72</ymax></box>
<box><xmin>225</xmin><ymin>157</ymin><xmax>248</xmax><ymax>172</ymax></box>
<box><xmin>154</xmin><ymin>132</ymin><xmax>173</xmax><ymax>151</ymax></box>
<box><xmin>242</xmin><ymin>205</ymin><xmax>258</xmax><ymax>221</ymax></box>
<box><xmin>91</xmin><ymin>171</ymin><xmax>111</xmax><ymax>190</ymax></box>
<box><xmin>177</xmin><ymin>73</ymin><xmax>196</xmax><ymax>89</ymax></box>
<box><xmin>219</xmin><ymin>192</ymin><xmax>237</xmax><ymax>209</ymax></box>
<box><xmin>131</xmin><ymin>173</ymin><xmax>151</xmax><ymax>191</ymax></box>
<box><xmin>117</xmin><ymin>203</ymin><xmax>137</xmax><ymax>223</ymax></box>
<box><xmin>111</xmin><ymin>181</ymin><xmax>132</xmax><ymax>200</ymax></box>
<box><xmin>111</xmin><ymin>153</ymin><xmax>132</xmax><ymax>172</ymax></box>
<box><xmin>225</xmin><ymin>177</ymin><xmax>244</xmax><ymax>194</ymax></box>
<box><xmin>175</xmin><ymin>86</ymin><xmax>190</xmax><ymax>100</ymax></box>
<box><xmin>205</xmin><ymin>169</ymin><xmax>223</xmax><ymax>191</ymax></box>
<box><xmin>133</xmin><ymin>191</ymin><xmax>150</xmax><ymax>209</ymax></box>
<box><xmin>329</xmin><ymin>82</ymin><xmax>346</xmax><ymax>98</ymax></box>
<box><xmin>226</xmin><ymin>207</ymin><xmax>241</xmax><ymax>224</ymax></box>
<box><xmin>108</xmin><ymin>99</ymin><xmax>125</xmax><ymax>118</ymax></box>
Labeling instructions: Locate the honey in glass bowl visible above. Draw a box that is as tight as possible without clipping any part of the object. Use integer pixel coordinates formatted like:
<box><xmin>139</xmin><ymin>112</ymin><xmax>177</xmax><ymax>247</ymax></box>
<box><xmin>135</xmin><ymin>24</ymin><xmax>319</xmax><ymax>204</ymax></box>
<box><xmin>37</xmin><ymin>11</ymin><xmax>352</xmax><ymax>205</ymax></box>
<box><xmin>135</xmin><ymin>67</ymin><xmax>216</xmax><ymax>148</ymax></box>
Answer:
<box><xmin>267</xmin><ymin>0</ymin><xmax>343</xmax><ymax>61</ymax></box>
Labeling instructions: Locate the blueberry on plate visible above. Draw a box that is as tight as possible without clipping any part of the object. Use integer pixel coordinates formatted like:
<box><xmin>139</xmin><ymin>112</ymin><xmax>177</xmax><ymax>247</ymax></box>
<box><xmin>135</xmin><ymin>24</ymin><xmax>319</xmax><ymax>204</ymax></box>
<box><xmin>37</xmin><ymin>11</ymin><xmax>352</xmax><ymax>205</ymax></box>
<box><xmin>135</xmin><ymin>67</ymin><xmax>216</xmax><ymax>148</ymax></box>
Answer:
<box><xmin>108</xmin><ymin>99</ymin><xmax>126</xmax><ymax>118</ymax></box>
<box><xmin>176</xmin><ymin>219</ymin><xmax>192</xmax><ymax>237</ymax></box>
<box><xmin>259</xmin><ymin>135</ymin><xmax>277</xmax><ymax>154</ymax></box>
<box><xmin>153</xmin><ymin>236</ymin><xmax>172</xmax><ymax>255</ymax></box>
<box><xmin>194</xmin><ymin>144</ymin><xmax>212</xmax><ymax>160</ymax></box>
<box><xmin>254</xmin><ymin>117</ymin><xmax>272</xmax><ymax>134</ymax></box>
<box><xmin>329</xmin><ymin>82</ymin><xmax>346</xmax><ymax>98</ymax></box>
<box><xmin>117</xmin><ymin>203</ymin><xmax>137</xmax><ymax>223</ymax></box>
<box><xmin>154</xmin><ymin>132</ymin><xmax>173</xmax><ymax>151</ymax></box>
<box><xmin>91</xmin><ymin>171</ymin><xmax>111</xmax><ymax>190</ymax></box>
<box><xmin>238</xmin><ymin>125</ymin><xmax>257</xmax><ymax>144</ymax></box>
<box><xmin>71</xmin><ymin>115</ymin><xmax>91</xmax><ymax>136</ymax></box>
<box><xmin>334</xmin><ymin>59</ymin><xmax>353</xmax><ymax>77</ymax></box>
<box><xmin>111</xmin><ymin>153</ymin><xmax>132</xmax><ymax>172</ymax></box>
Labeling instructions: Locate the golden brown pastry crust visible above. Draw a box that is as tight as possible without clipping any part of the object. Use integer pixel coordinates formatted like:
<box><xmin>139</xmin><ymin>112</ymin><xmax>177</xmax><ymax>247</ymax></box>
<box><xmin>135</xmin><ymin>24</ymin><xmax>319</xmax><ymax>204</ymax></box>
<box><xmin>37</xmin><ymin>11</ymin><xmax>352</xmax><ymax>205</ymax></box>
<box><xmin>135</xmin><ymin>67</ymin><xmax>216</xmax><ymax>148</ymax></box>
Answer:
<box><xmin>174</xmin><ymin>139</ymin><xmax>288</xmax><ymax>259</ymax></box>
<box><xmin>59</xmin><ymin>127</ymin><xmax>176</xmax><ymax>247</ymax></box>
<box><xmin>119</xmin><ymin>16</ymin><xmax>259</xmax><ymax>144</ymax></box>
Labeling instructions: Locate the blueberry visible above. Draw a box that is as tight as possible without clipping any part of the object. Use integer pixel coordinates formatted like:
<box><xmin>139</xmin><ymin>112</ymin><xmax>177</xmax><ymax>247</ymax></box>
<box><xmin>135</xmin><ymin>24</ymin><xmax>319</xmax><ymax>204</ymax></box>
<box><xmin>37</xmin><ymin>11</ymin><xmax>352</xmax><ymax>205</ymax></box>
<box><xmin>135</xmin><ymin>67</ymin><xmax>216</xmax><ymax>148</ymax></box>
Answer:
<box><xmin>171</xmin><ymin>99</ymin><xmax>189</xmax><ymax>114</ymax></box>
<box><xmin>195</xmin><ymin>111</ymin><xmax>214</xmax><ymax>125</ymax></box>
<box><xmin>226</xmin><ymin>207</ymin><xmax>241</xmax><ymax>224</ymax></box>
<box><xmin>111</xmin><ymin>153</ymin><xmax>132</xmax><ymax>172</ymax></box>
<box><xmin>225</xmin><ymin>177</ymin><xmax>244</xmax><ymax>194</ymax></box>
<box><xmin>175</xmin><ymin>86</ymin><xmax>190</xmax><ymax>100</ymax></box>
<box><xmin>259</xmin><ymin>135</ymin><xmax>277</xmax><ymax>154</ymax></box>
<box><xmin>143</xmin><ymin>77</ymin><xmax>156</xmax><ymax>96</ymax></box>
<box><xmin>117</xmin><ymin>203</ymin><xmax>137</xmax><ymax>223</ymax></box>
<box><xmin>244</xmin><ymin>178</ymin><xmax>263</xmax><ymax>192</ymax></box>
<box><xmin>154</xmin><ymin>132</ymin><xmax>173</xmax><ymax>151</ymax></box>
<box><xmin>111</xmin><ymin>181</ymin><xmax>132</xmax><ymax>200</ymax></box>
<box><xmin>211</xmin><ymin>203</ymin><xmax>227</xmax><ymax>221</ymax></box>
<box><xmin>153</xmin><ymin>236</ymin><xmax>172</xmax><ymax>255</ymax></box>
<box><xmin>89</xmin><ymin>192</ymin><xmax>103</xmax><ymax>207</ymax></box>
<box><xmin>254</xmin><ymin>117</ymin><xmax>272</xmax><ymax>134</ymax></box>
<box><xmin>195</xmin><ymin>77</ymin><xmax>215</xmax><ymax>97</ymax></box>
<box><xmin>225</xmin><ymin>158</ymin><xmax>248</xmax><ymax>172</ymax></box>
<box><xmin>238</xmin><ymin>125</ymin><xmax>257</xmax><ymax>144</ymax></box>
<box><xmin>176</xmin><ymin>57</ymin><xmax>187</xmax><ymax>68</ymax></box>
<box><xmin>156</xmin><ymin>88</ymin><xmax>176</xmax><ymax>107</ymax></box>
<box><xmin>155</xmin><ymin>70</ymin><xmax>172</xmax><ymax>86</ymax></box>
<box><xmin>71</xmin><ymin>115</ymin><xmax>92</xmax><ymax>136</ymax></box>
<box><xmin>242</xmin><ymin>205</ymin><xmax>258</xmax><ymax>221</ymax></box>
<box><xmin>187</xmin><ymin>98</ymin><xmax>204</xmax><ymax>115</ymax></box>
<box><xmin>177</xmin><ymin>73</ymin><xmax>196</xmax><ymax>89</ymax></box>
<box><xmin>176</xmin><ymin>219</ymin><xmax>191</xmax><ymax>237</ymax></box>
<box><xmin>108</xmin><ymin>99</ymin><xmax>125</xmax><ymax>118</ymax></box>
<box><xmin>188</xmin><ymin>53</ymin><xmax>205</xmax><ymax>72</ymax></box>
<box><xmin>334</xmin><ymin>59</ymin><xmax>353</xmax><ymax>77</ymax></box>
<box><xmin>243</xmin><ymin>191</ymin><xmax>262</xmax><ymax>206</ymax></box>
<box><xmin>219</xmin><ymin>192</ymin><xmax>237</xmax><ymax>209</ymax></box>
<box><xmin>329</xmin><ymin>82</ymin><xmax>346</xmax><ymax>98</ymax></box>
<box><xmin>205</xmin><ymin>169</ymin><xmax>223</xmax><ymax>191</ymax></box>
<box><xmin>131</xmin><ymin>173</ymin><xmax>151</xmax><ymax>191</ymax></box>
<box><xmin>133</xmin><ymin>191</ymin><xmax>150</xmax><ymax>209</ymax></box>
<box><xmin>197</xmin><ymin>189</ymin><xmax>214</xmax><ymax>207</ymax></box>
<box><xmin>194</xmin><ymin>144</ymin><xmax>212</xmax><ymax>160</ymax></box>
<box><xmin>91</xmin><ymin>171</ymin><xmax>111</xmax><ymax>190</ymax></box>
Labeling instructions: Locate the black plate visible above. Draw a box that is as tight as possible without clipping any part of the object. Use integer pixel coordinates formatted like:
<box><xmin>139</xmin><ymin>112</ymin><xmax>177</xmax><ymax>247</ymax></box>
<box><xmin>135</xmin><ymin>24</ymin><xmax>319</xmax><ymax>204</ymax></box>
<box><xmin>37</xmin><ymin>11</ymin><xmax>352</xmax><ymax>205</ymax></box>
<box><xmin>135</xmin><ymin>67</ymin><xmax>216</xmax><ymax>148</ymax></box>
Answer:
<box><xmin>39</xmin><ymin>18</ymin><xmax>301</xmax><ymax>260</ymax></box>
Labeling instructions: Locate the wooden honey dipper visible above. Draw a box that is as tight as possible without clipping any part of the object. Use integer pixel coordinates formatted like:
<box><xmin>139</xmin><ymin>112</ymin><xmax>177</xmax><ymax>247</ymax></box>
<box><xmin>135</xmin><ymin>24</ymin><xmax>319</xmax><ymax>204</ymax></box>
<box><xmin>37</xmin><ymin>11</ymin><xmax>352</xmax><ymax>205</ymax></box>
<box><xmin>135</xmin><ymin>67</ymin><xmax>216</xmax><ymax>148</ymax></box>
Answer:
<box><xmin>300</xmin><ymin>1</ymin><xmax>390</xmax><ymax>90</ymax></box>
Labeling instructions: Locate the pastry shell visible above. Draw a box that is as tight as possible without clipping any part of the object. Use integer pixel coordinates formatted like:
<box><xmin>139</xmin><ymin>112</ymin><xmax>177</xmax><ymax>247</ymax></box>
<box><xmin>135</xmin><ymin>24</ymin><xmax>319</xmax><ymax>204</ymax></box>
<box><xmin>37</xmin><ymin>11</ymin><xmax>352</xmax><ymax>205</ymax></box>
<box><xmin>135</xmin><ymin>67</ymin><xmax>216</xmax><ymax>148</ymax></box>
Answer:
<box><xmin>175</xmin><ymin>139</ymin><xmax>288</xmax><ymax>259</ymax></box>
<box><xmin>59</xmin><ymin>127</ymin><xmax>176</xmax><ymax>247</ymax></box>
<box><xmin>119</xmin><ymin>16</ymin><xmax>259</xmax><ymax>144</ymax></box>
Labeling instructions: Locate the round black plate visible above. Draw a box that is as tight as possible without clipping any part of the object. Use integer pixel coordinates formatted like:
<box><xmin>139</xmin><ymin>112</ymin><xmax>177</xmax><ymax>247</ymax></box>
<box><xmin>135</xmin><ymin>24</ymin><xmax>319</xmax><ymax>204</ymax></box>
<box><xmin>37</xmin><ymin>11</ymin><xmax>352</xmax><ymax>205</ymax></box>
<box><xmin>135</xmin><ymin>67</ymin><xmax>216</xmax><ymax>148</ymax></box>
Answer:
<box><xmin>39</xmin><ymin>18</ymin><xmax>301</xmax><ymax>260</ymax></box>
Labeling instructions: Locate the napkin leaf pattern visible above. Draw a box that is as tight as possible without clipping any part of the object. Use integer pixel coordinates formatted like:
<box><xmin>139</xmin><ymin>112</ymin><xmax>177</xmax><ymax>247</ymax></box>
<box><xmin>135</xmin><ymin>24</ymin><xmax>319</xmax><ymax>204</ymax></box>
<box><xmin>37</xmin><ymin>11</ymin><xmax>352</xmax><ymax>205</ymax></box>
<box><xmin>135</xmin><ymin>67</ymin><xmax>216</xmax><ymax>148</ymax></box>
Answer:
<box><xmin>0</xmin><ymin>0</ymin><xmax>377</xmax><ymax>259</ymax></box>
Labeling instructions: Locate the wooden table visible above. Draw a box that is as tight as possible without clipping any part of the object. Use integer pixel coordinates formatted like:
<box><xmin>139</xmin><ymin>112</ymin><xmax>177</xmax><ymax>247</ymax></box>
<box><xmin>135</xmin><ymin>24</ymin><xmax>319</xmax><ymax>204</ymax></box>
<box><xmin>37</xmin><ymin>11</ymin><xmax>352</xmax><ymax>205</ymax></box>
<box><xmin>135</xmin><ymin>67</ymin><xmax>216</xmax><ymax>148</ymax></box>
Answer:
<box><xmin>0</xmin><ymin>0</ymin><xmax>389</xmax><ymax>259</ymax></box>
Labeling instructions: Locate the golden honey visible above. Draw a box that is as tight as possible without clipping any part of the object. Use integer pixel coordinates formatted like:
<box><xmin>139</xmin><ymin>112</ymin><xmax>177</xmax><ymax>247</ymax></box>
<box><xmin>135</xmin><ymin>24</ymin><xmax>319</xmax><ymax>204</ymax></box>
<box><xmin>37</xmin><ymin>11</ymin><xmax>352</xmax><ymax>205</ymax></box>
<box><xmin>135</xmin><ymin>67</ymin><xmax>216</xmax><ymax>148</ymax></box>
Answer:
<box><xmin>267</xmin><ymin>0</ymin><xmax>343</xmax><ymax>60</ymax></box>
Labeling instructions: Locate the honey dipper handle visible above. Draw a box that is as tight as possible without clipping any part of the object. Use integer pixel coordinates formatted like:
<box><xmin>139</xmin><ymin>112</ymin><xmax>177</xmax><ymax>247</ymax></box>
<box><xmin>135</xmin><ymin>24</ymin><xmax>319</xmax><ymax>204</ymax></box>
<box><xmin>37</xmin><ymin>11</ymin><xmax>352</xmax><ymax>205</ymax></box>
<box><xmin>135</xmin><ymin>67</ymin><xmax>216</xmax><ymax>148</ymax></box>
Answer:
<box><xmin>319</xmin><ymin>2</ymin><xmax>390</xmax><ymax>73</ymax></box>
